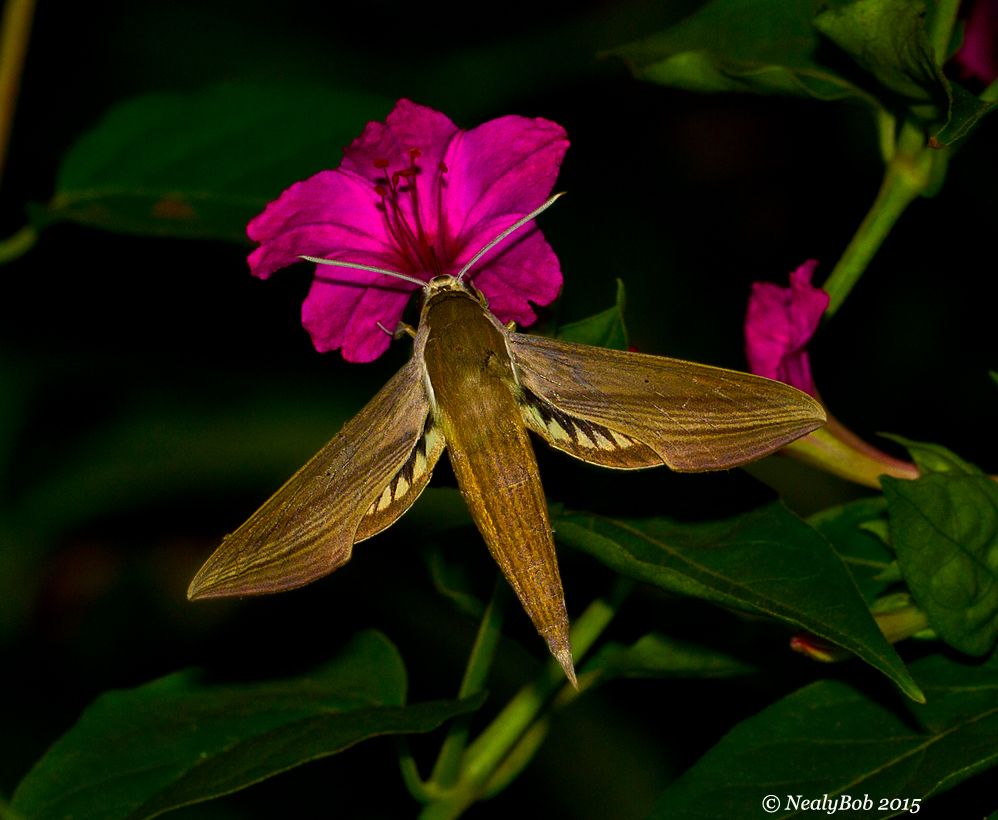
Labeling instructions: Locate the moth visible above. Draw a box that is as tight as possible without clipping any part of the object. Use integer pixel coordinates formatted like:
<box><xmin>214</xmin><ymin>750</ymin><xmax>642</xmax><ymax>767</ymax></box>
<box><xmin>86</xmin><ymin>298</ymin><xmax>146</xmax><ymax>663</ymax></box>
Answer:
<box><xmin>188</xmin><ymin>196</ymin><xmax>826</xmax><ymax>684</ymax></box>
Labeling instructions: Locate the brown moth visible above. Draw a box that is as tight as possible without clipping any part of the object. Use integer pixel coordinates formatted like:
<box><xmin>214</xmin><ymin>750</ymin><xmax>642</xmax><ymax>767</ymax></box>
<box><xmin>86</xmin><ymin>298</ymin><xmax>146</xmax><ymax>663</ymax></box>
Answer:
<box><xmin>188</xmin><ymin>197</ymin><xmax>826</xmax><ymax>684</ymax></box>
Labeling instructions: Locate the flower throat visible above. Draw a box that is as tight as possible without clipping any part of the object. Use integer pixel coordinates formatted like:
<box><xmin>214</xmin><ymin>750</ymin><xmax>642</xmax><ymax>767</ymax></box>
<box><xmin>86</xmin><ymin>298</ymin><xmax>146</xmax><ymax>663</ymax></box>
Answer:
<box><xmin>373</xmin><ymin>148</ymin><xmax>447</xmax><ymax>277</ymax></box>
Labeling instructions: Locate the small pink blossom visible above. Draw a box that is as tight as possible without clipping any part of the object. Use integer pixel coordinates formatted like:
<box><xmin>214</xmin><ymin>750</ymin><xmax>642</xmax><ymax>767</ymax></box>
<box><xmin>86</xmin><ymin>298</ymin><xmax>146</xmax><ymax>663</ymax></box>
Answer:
<box><xmin>744</xmin><ymin>260</ymin><xmax>829</xmax><ymax>397</ymax></box>
<box><xmin>248</xmin><ymin>99</ymin><xmax>569</xmax><ymax>362</ymax></box>
<box><xmin>744</xmin><ymin>261</ymin><xmax>921</xmax><ymax>487</ymax></box>
<box><xmin>950</xmin><ymin>0</ymin><xmax>998</xmax><ymax>88</ymax></box>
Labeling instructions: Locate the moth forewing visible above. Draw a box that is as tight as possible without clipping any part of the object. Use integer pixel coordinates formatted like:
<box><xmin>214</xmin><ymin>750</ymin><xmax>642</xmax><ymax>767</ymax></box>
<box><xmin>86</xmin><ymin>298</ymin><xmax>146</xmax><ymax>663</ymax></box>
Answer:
<box><xmin>508</xmin><ymin>334</ymin><xmax>826</xmax><ymax>472</ymax></box>
<box><xmin>187</xmin><ymin>356</ymin><xmax>434</xmax><ymax>600</ymax></box>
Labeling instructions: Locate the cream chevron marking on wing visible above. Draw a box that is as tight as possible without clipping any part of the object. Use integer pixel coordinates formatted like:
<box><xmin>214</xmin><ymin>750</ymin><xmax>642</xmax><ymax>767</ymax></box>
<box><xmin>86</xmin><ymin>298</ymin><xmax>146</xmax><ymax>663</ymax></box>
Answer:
<box><xmin>395</xmin><ymin>474</ymin><xmax>410</xmax><ymax>500</ymax></box>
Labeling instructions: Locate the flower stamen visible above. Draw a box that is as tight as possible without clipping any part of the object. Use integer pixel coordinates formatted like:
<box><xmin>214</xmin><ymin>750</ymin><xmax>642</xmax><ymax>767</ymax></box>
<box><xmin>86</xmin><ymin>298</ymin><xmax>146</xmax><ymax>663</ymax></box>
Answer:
<box><xmin>371</xmin><ymin>151</ymin><xmax>437</xmax><ymax>275</ymax></box>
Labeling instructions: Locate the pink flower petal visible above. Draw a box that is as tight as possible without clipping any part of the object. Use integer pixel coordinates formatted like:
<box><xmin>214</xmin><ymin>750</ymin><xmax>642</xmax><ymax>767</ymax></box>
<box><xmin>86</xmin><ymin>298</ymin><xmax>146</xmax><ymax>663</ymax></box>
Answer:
<box><xmin>302</xmin><ymin>272</ymin><xmax>416</xmax><ymax>362</ymax></box>
<box><xmin>951</xmin><ymin>0</ymin><xmax>998</xmax><ymax>87</ymax></box>
<box><xmin>744</xmin><ymin>259</ymin><xmax>828</xmax><ymax>396</ymax></box>
<box><xmin>246</xmin><ymin>99</ymin><xmax>569</xmax><ymax>360</ymax></box>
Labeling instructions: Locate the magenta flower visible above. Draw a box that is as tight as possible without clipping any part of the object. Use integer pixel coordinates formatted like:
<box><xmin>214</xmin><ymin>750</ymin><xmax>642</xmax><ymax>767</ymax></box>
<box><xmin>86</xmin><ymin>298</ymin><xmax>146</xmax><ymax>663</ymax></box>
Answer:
<box><xmin>744</xmin><ymin>260</ymin><xmax>920</xmax><ymax>487</ymax></box>
<box><xmin>950</xmin><ymin>0</ymin><xmax>998</xmax><ymax>88</ymax></box>
<box><xmin>247</xmin><ymin>99</ymin><xmax>569</xmax><ymax>362</ymax></box>
<box><xmin>744</xmin><ymin>259</ymin><xmax>829</xmax><ymax>397</ymax></box>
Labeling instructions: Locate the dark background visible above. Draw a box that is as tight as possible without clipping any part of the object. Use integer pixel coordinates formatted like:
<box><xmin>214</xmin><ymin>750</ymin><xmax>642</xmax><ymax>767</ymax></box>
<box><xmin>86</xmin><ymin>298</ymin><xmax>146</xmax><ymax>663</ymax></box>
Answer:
<box><xmin>1</xmin><ymin>0</ymin><xmax>995</xmax><ymax>817</ymax></box>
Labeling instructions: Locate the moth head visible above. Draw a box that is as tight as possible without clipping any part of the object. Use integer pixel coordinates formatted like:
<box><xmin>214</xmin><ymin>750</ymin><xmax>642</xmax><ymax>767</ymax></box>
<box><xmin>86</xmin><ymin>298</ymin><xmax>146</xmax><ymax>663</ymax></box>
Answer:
<box><xmin>426</xmin><ymin>274</ymin><xmax>488</xmax><ymax>306</ymax></box>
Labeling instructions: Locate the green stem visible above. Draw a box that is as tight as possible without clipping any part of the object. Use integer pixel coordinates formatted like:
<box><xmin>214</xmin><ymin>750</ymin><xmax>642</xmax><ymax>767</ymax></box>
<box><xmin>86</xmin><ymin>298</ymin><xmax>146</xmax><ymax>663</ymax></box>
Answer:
<box><xmin>0</xmin><ymin>223</ymin><xmax>36</xmax><ymax>263</ymax></box>
<box><xmin>417</xmin><ymin>575</ymin><xmax>634</xmax><ymax>820</ymax></box>
<box><xmin>822</xmin><ymin>120</ymin><xmax>934</xmax><ymax>318</ymax></box>
<box><xmin>0</xmin><ymin>0</ymin><xmax>36</xmax><ymax>193</ymax></box>
<box><xmin>928</xmin><ymin>0</ymin><xmax>961</xmax><ymax>64</ymax></box>
<box><xmin>397</xmin><ymin>737</ymin><xmax>436</xmax><ymax>804</ymax></box>
<box><xmin>429</xmin><ymin>574</ymin><xmax>510</xmax><ymax>788</ymax></box>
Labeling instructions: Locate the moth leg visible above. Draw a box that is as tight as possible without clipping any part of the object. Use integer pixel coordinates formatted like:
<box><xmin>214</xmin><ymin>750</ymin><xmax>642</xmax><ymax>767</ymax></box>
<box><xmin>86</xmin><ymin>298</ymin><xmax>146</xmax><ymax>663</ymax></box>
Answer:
<box><xmin>377</xmin><ymin>321</ymin><xmax>418</xmax><ymax>339</ymax></box>
<box><xmin>505</xmin><ymin>320</ymin><xmax>517</xmax><ymax>332</ymax></box>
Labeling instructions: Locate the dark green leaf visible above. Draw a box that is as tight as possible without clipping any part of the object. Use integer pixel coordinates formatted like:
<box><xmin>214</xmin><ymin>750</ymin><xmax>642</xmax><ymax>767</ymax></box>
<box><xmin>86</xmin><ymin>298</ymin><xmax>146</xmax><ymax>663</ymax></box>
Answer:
<box><xmin>557</xmin><ymin>278</ymin><xmax>629</xmax><ymax>350</ymax></box>
<box><xmin>609</xmin><ymin>0</ymin><xmax>879</xmax><ymax>105</ymax></box>
<box><xmin>883</xmin><ymin>433</ymin><xmax>984</xmax><ymax>476</ymax></box>
<box><xmin>582</xmin><ymin>632</ymin><xmax>756</xmax><ymax>683</ymax></box>
<box><xmin>423</xmin><ymin>545</ymin><xmax>487</xmax><ymax>619</ymax></box>
<box><xmin>554</xmin><ymin>501</ymin><xmax>923</xmax><ymax>701</ymax></box>
<box><xmin>883</xmin><ymin>465</ymin><xmax>998</xmax><ymax>656</ymax></box>
<box><xmin>648</xmin><ymin>651</ymin><xmax>998</xmax><ymax>818</ymax></box>
<box><xmin>11</xmin><ymin>631</ymin><xmax>484</xmax><ymax>820</ymax></box>
<box><xmin>38</xmin><ymin>83</ymin><xmax>392</xmax><ymax>241</ymax></box>
<box><xmin>931</xmin><ymin>82</ymin><xmax>995</xmax><ymax>145</ymax></box>
<box><xmin>808</xmin><ymin>497</ymin><xmax>895</xmax><ymax>605</ymax></box>
<box><xmin>813</xmin><ymin>0</ymin><xmax>945</xmax><ymax>104</ymax></box>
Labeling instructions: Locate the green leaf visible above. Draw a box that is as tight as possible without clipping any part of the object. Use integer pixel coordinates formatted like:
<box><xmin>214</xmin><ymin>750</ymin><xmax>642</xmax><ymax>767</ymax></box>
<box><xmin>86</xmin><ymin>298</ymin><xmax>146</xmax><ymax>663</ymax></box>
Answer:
<box><xmin>10</xmin><ymin>631</ymin><xmax>485</xmax><ymax>820</ymax></box>
<box><xmin>608</xmin><ymin>0</ymin><xmax>992</xmax><ymax>146</ymax></box>
<box><xmin>883</xmin><ymin>433</ymin><xmax>985</xmax><ymax>476</ymax></box>
<box><xmin>423</xmin><ymin>543</ymin><xmax>487</xmax><ymax>619</ymax></box>
<box><xmin>808</xmin><ymin>497</ymin><xmax>895</xmax><ymax>605</ymax></box>
<box><xmin>554</xmin><ymin>501</ymin><xmax>922</xmax><ymax>701</ymax></box>
<box><xmin>582</xmin><ymin>632</ymin><xmax>756</xmax><ymax>683</ymax></box>
<box><xmin>609</xmin><ymin>0</ymin><xmax>880</xmax><ymax>105</ymax></box>
<box><xmin>37</xmin><ymin>83</ymin><xmax>392</xmax><ymax>241</ymax></box>
<box><xmin>931</xmin><ymin>82</ymin><xmax>996</xmax><ymax>145</ymax></box>
<box><xmin>557</xmin><ymin>278</ymin><xmax>629</xmax><ymax>350</ymax></box>
<box><xmin>813</xmin><ymin>0</ymin><xmax>946</xmax><ymax>105</ymax></box>
<box><xmin>882</xmin><ymin>461</ymin><xmax>998</xmax><ymax>656</ymax></box>
<box><xmin>648</xmin><ymin>651</ymin><xmax>998</xmax><ymax>818</ymax></box>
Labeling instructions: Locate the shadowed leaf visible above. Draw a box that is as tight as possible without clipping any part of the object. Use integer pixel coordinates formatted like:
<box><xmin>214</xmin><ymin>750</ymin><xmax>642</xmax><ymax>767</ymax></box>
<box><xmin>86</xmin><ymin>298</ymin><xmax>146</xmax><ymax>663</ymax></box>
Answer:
<box><xmin>609</xmin><ymin>0</ymin><xmax>879</xmax><ymax>105</ymax></box>
<box><xmin>882</xmin><ymin>443</ymin><xmax>998</xmax><ymax>656</ymax></box>
<box><xmin>648</xmin><ymin>651</ymin><xmax>998</xmax><ymax>818</ymax></box>
<box><xmin>10</xmin><ymin>631</ymin><xmax>484</xmax><ymax>820</ymax></box>
<box><xmin>808</xmin><ymin>497</ymin><xmax>894</xmax><ymax>605</ymax></box>
<box><xmin>36</xmin><ymin>83</ymin><xmax>391</xmax><ymax>241</ymax></box>
<box><xmin>554</xmin><ymin>501</ymin><xmax>922</xmax><ymax>701</ymax></box>
<box><xmin>582</xmin><ymin>632</ymin><xmax>756</xmax><ymax>684</ymax></box>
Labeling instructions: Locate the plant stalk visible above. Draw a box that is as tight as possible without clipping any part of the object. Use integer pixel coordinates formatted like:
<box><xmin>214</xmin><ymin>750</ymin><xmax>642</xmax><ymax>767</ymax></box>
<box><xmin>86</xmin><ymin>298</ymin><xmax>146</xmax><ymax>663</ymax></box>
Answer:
<box><xmin>0</xmin><ymin>0</ymin><xmax>36</xmax><ymax>193</ymax></box>
<box><xmin>417</xmin><ymin>575</ymin><xmax>634</xmax><ymax>820</ymax></box>
<box><xmin>822</xmin><ymin>120</ymin><xmax>934</xmax><ymax>318</ymax></box>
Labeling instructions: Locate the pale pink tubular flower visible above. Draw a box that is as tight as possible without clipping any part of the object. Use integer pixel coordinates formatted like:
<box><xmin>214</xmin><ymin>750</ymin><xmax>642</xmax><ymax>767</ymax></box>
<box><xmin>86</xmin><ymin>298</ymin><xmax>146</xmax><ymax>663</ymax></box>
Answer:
<box><xmin>248</xmin><ymin>99</ymin><xmax>568</xmax><ymax>362</ymax></box>
<box><xmin>744</xmin><ymin>261</ymin><xmax>919</xmax><ymax>487</ymax></box>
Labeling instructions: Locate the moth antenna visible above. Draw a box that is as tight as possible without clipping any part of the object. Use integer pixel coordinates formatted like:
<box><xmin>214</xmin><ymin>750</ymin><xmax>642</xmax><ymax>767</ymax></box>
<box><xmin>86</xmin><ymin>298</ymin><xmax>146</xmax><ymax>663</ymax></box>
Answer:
<box><xmin>300</xmin><ymin>256</ymin><xmax>429</xmax><ymax>290</ymax></box>
<box><xmin>456</xmin><ymin>192</ymin><xmax>565</xmax><ymax>283</ymax></box>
